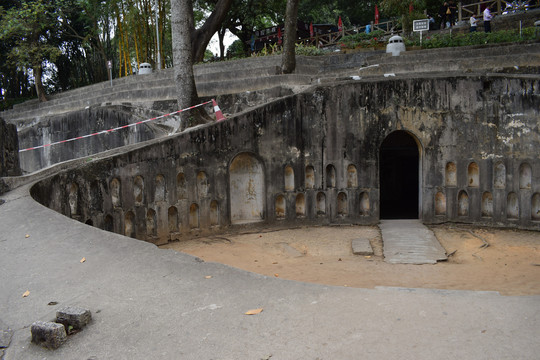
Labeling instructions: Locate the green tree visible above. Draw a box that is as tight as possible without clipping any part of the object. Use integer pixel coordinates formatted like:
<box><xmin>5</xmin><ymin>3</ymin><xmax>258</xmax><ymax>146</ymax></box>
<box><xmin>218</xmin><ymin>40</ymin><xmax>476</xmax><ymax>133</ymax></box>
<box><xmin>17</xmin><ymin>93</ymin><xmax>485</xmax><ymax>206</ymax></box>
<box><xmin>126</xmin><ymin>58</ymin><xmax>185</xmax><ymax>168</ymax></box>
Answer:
<box><xmin>380</xmin><ymin>0</ymin><xmax>426</xmax><ymax>34</ymax></box>
<box><xmin>219</xmin><ymin>0</ymin><xmax>286</xmax><ymax>56</ymax></box>
<box><xmin>298</xmin><ymin>0</ymin><xmax>375</xmax><ymax>27</ymax></box>
<box><xmin>0</xmin><ymin>0</ymin><xmax>62</xmax><ymax>102</ymax></box>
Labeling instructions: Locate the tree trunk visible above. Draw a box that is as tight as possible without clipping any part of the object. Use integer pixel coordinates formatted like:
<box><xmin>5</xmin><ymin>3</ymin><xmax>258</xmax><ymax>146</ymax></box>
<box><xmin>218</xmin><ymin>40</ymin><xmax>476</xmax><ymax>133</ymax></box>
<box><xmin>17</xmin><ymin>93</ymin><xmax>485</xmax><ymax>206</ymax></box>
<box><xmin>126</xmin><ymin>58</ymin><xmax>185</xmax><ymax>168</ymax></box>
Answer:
<box><xmin>33</xmin><ymin>64</ymin><xmax>48</xmax><ymax>102</ymax></box>
<box><xmin>170</xmin><ymin>0</ymin><xmax>210</xmax><ymax>130</ymax></box>
<box><xmin>281</xmin><ymin>0</ymin><xmax>300</xmax><ymax>74</ymax></box>
<box><xmin>218</xmin><ymin>27</ymin><xmax>226</xmax><ymax>59</ymax></box>
<box><xmin>191</xmin><ymin>0</ymin><xmax>234</xmax><ymax>63</ymax></box>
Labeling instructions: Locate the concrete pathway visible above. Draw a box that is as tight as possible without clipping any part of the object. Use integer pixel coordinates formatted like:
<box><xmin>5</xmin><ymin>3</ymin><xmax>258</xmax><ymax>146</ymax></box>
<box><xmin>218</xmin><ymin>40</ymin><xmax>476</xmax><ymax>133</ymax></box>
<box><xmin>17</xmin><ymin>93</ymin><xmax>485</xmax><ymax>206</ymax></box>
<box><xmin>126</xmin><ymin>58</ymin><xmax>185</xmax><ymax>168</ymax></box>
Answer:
<box><xmin>1</xmin><ymin>185</ymin><xmax>539</xmax><ymax>359</ymax></box>
<box><xmin>380</xmin><ymin>220</ymin><xmax>448</xmax><ymax>264</ymax></box>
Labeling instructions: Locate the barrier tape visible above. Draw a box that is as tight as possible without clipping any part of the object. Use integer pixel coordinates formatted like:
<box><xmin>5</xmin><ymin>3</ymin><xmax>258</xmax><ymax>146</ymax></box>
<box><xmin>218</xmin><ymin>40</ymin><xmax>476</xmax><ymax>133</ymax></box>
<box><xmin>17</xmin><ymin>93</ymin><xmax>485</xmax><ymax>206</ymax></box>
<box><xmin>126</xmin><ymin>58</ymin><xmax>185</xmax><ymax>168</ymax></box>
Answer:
<box><xmin>19</xmin><ymin>100</ymin><xmax>213</xmax><ymax>153</ymax></box>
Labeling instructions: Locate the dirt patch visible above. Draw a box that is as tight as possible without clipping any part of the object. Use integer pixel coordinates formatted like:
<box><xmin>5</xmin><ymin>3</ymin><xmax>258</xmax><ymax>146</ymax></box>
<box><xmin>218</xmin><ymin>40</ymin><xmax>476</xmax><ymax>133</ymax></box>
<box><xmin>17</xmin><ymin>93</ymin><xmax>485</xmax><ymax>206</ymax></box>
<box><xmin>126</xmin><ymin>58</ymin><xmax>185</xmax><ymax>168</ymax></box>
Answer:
<box><xmin>160</xmin><ymin>224</ymin><xmax>540</xmax><ymax>296</ymax></box>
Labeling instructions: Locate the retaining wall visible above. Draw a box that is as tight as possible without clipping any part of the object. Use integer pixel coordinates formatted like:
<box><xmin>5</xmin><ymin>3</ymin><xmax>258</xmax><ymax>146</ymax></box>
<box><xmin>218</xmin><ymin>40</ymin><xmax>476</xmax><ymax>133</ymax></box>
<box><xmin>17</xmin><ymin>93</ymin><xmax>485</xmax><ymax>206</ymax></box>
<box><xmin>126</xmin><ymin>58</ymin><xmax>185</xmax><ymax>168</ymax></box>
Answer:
<box><xmin>0</xmin><ymin>117</ymin><xmax>20</xmax><ymax>179</ymax></box>
<box><xmin>29</xmin><ymin>74</ymin><xmax>540</xmax><ymax>244</ymax></box>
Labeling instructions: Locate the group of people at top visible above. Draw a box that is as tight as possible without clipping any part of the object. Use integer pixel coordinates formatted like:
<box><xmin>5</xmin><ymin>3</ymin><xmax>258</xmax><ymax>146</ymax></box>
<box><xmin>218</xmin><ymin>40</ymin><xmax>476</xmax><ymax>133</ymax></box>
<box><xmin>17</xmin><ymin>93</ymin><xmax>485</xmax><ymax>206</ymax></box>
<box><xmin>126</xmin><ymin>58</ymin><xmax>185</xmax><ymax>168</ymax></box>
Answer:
<box><xmin>438</xmin><ymin>0</ymin><xmax>495</xmax><ymax>33</ymax></box>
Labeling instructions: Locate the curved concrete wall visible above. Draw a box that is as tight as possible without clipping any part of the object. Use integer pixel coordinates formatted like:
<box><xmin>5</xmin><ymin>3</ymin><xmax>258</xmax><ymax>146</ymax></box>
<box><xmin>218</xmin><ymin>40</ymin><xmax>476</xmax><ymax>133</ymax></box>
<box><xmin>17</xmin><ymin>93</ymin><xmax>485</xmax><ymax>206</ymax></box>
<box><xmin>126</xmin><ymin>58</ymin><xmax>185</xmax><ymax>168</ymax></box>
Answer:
<box><xmin>30</xmin><ymin>75</ymin><xmax>540</xmax><ymax>244</ymax></box>
<box><xmin>17</xmin><ymin>105</ymin><xmax>169</xmax><ymax>173</ymax></box>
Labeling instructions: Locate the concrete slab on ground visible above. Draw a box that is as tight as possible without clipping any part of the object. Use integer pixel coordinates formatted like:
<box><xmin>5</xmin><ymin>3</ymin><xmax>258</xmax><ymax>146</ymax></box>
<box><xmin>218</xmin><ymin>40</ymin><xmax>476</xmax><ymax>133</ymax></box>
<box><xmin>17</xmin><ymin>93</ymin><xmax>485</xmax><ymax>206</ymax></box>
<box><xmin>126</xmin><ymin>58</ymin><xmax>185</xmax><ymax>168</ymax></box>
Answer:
<box><xmin>351</xmin><ymin>237</ymin><xmax>374</xmax><ymax>255</ymax></box>
<box><xmin>379</xmin><ymin>219</ymin><xmax>447</xmax><ymax>264</ymax></box>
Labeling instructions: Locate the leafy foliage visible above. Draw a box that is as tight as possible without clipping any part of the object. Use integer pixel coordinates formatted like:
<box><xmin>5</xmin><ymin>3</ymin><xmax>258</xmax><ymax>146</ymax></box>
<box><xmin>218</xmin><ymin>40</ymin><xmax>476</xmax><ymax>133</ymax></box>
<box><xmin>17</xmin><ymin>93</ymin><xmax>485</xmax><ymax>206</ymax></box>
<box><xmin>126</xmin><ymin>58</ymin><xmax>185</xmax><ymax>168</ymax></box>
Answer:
<box><xmin>340</xmin><ymin>30</ymin><xmax>386</xmax><ymax>49</ymax></box>
<box><xmin>405</xmin><ymin>28</ymin><xmax>537</xmax><ymax>48</ymax></box>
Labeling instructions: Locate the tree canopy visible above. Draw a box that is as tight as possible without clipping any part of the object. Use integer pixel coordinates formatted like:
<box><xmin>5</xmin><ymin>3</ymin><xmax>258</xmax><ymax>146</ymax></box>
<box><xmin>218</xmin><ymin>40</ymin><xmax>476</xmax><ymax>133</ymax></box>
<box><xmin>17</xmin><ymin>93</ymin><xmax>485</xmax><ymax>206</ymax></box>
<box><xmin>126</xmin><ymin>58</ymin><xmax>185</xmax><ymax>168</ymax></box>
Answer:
<box><xmin>0</xmin><ymin>0</ymin><xmax>438</xmax><ymax>109</ymax></box>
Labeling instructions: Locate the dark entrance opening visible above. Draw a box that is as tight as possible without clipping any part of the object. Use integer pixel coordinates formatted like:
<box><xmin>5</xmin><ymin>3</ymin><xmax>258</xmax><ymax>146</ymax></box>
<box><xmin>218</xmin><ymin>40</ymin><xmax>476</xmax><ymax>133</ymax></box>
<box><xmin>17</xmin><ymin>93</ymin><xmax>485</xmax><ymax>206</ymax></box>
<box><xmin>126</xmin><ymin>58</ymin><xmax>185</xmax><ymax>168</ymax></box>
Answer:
<box><xmin>379</xmin><ymin>131</ymin><xmax>419</xmax><ymax>219</ymax></box>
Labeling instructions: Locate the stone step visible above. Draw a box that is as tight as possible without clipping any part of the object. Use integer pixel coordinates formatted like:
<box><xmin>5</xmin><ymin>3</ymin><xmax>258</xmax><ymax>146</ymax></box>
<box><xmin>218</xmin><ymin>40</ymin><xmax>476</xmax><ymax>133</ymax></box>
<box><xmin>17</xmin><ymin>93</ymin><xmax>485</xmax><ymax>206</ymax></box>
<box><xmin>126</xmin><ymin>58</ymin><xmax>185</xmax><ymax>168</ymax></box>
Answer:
<box><xmin>379</xmin><ymin>220</ymin><xmax>447</xmax><ymax>265</ymax></box>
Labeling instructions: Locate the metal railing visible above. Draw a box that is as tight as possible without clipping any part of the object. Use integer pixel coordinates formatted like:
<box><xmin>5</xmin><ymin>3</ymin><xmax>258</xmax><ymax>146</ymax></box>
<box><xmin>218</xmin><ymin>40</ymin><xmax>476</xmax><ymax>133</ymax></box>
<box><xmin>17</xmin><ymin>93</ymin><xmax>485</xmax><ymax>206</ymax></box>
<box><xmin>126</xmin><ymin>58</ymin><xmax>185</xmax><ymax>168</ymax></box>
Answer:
<box><xmin>458</xmin><ymin>0</ymin><xmax>539</xmax><ymax>21</ymax></box>
<box><xmin>297</xmin><ymin>20</ymin><xmax>397</xmax><ymax>48</ymax></box>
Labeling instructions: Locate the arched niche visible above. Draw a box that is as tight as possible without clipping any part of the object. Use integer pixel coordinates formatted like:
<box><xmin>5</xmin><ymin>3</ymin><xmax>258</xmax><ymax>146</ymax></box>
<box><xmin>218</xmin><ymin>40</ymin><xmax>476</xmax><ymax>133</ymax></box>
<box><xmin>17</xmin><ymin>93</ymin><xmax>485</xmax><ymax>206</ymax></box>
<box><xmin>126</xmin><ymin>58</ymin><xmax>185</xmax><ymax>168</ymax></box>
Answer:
<box><xmin>210</xmin><ymin>200</ymin><xmax>219</xmax><ymax>226</ymax></box>
<box><xmin>519</xmin><ymin>163</ymin><xmax>532</xmax><ymax>190</ymax></box>
<box><xmin>229</xmin><ymin>153</ymin><xmax>265</xmax><ymax>224</ymax></box>
<box><xmin>104</xmin><ymin>215</ymin><xmax>114</xmax><ymax>232</ymax></box>
<box><xmin>85</xmin><ymin>219</ymin><xmax>93</xmax><ymax>226</ymax></box>
<box><xmin>326</xmin><ymin>164</ymin><xmax>336</xmax><ymax>189</ymax></box>
<box><xmin>68</xmin><ymin>182</ymin><xmax>79</xmax><ymax>216</ymax></box>
<box><xmin>134</xmin><ymin>176</ymin><xmax>144</xmax><ymax>205</ymax></box>
<box><xmin>481</xmin><ymin>192</ymin><xmax>493</xmax><ymax>218</ymax></box>
<box><xmin>435</xmin><ymin>191</ymin><xmax>446</xmax><ymax>216</ymax></box>
<box><xmin>305</xmin><ymin>166</ymin><xmax>315</xmax><ymax>189</ymax></box>
<box><xmin>124</xmin><ymin>211</ymin><xmax>136</xmax><ymax>238</ymax></box>
<box><xmin>275</xmin><ymin>195</ymin><xmax>286</xmax><ymax>219</ymax></box>
<box><xmin>445</xmin><ymin>162</ymin><xmax>457</xmax><ymax>187</ymax></box>
<box><xmin>458</xmin><ymin>190</ymin><xmax>469</xmax><ymax>217</ymax></box>
<box><xmin>468</xmin><ymin>162</ymin><xmax>479</xmax><ymax>188</ymax></box>
<box><xmin>379</xmin><ymin>130</ymin><xmax>420</xmax><ymax>219</ymax></box>
<box><xmin>284</xmin><ymin>165</ymin><xmax>295</xmax><ymax>191</ymax></box>
<box><xmin>347</xmin><ymin>165</ymin><xmax>358</xmax><ymax>188</ymax></box>
<box><xmin>146</xmin><ymin>209</ymin><xmax>157</xmax><ymax>236</ymax></box>
<box><xmin>189</xmin><ymin>203</ymin><xmax>200</xmax><ymax>228</ymax></box>
<box><xmin>337</xmin><ymin>192</ymin><xmax>348</xmax><ymax>216</ymax></box>
<box><xmin>316</xmin><ymin>192</ymin><xmax>326</xmax><ymax>215</ymax></box>
<box><xmin>168</xmin><ymin>206</ymin><xmax>178</xmax><ymax>233</ymax></box>
<box><xmin>197</xmin><ymin>171</ymin><xmax>209</xmax><ymax>198</ymax></box>
<box><xmin>494</xmin><ymin>162</ymin><xmax>506</xmax><ymax>189</ymax></box>
<box><xmin>296</xmin><ymin>193</ymin><xmax>305</xmax><ymax>217</ymax></box>
<box><xmin>177</xmin><ymin>173</ymin><xmax>187</xmax><ymax>200</ymax></box>
<box><xmin>155</xmin><ymin>175</ymin><xmax>166</xmax><ymax>202</ymax></box>
<box><xmin>531</xmin><ymin>193</ymin><xmax>540</xmax><ymax>221</ymax></box>
<box><xmin>507</xmin><ymin>192</ymin><xmax>519</xmax><ymax>219</ymax></box>
<box><xmin>90</xmin><ymin>180</ymin><xmax>102</xmax><ymax>210</ymax></box>
<box><xmin>359</xmin><ymin>192</ymin><xmax>370</xmax><ymax>216</ymax></box>
<box><xmin>110</xmin><ymin>178</ymin><xmax>121</xmax><ymax>208</ymax></box>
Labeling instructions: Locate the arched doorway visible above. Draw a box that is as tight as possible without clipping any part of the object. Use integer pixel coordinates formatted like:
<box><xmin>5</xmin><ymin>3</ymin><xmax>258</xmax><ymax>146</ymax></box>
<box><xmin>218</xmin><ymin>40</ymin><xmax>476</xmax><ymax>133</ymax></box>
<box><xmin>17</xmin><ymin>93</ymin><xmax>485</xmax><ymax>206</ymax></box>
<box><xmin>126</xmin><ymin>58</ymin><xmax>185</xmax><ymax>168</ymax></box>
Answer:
<box><xmin>229</xmin><ymin>153</ymin><xmax>265</xmax><ymax>224</ymax></box>
<box><xmin>379</xmin><ymin>131</ymin><xmax>420</xmax><ymax>219</ymax></box>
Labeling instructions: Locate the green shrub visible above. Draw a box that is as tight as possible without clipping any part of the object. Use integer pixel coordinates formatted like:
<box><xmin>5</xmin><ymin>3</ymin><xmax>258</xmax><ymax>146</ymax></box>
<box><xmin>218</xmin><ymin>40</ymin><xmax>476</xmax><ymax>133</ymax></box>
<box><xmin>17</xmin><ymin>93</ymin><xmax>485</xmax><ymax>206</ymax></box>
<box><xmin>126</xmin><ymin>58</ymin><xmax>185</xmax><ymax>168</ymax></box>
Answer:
<box><xmin>406</xmin><ymin>28</ymin><xmax>537</xmax><ymax>49</ymax></box>
<box><xmin>295</xmin><ymin>43</ymin><xmax>326</xmax><ymax>56</ymax></box>
<box><xmin>341</xmin><ymin>30</ymin><xmax>386</xmax><ymax>49</ymax></box>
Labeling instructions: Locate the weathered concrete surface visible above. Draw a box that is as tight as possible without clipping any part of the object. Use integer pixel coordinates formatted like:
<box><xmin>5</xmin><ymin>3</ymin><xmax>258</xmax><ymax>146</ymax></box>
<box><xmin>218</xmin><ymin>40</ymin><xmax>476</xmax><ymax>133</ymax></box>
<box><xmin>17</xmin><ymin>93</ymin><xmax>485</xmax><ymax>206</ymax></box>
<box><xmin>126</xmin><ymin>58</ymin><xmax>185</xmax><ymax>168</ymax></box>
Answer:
<box><xmin>26</xmin><ymin>74</ymin><xmax>540</xmax><ymax>241</ymax></box>
<box><xmin>380</xmin><ymin>220</ymin><xmax>448</xmax><ymax>264</ymax></box>
<box><xmin>351</xmin><ymin>237</ymin><xmax>374</xmax><ymax>255</ymax></box>
<box><xmin>1</xmin><ymin>184</ymin><xmax>540</xmax><ymax>359</ymax></box>
<box><xmin>0</xmin><ymin>117</ymin><xmax>20</xmax><ymax>180</ymax></box>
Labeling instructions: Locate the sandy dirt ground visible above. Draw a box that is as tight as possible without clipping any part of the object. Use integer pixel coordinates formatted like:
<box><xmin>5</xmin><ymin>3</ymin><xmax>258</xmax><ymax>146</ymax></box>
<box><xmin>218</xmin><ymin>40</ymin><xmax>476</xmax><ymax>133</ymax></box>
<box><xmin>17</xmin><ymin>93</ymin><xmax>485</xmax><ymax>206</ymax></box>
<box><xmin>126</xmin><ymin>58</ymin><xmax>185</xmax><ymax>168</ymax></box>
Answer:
<box><xmin>160</xmin><ymin>224</ymin><xmax>540</xmax><ymax>296</ymax></box>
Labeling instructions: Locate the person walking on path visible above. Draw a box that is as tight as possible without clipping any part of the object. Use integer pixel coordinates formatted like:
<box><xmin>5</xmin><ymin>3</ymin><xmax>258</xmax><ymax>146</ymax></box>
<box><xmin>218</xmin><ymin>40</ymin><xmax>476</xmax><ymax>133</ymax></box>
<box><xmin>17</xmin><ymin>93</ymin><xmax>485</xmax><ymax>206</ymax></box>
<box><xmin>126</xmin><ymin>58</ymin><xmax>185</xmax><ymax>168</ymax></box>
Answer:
<box><xmin>439</xmin><ymin>2</ymin><xmax>449</xmax><ymax>29</ymax></box>
<box><xmin>483</xmin><ymin>4</ymin><xmax>494</xmax><ymax>33</ymax></box>
<box><xmin>470</xmin><ymin>14</ymin><xmax>478</xmax><ymax>32</ymax></box>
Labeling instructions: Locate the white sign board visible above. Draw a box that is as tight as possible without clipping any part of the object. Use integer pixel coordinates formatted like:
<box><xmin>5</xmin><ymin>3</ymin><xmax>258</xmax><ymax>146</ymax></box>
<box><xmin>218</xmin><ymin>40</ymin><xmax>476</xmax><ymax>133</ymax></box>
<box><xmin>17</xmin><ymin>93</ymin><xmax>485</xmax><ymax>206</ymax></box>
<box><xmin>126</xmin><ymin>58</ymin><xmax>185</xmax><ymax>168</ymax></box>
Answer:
<box><xmin>413</xmin><ymin>19</ymin><xmax>429</xmax><ymax>32</ymax></box>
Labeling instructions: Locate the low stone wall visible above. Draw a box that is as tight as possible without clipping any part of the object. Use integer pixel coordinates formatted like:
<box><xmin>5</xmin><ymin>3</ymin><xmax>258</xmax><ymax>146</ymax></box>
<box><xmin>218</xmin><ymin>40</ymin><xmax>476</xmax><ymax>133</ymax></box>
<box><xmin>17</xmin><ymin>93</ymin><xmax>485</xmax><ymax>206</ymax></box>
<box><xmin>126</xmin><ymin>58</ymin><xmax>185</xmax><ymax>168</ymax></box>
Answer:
<box><xmin>29</xmin><ymin>74</ymin><xmax>540</xmax><ymax>244</ymax></box>
<box><xmin>17</xmin><ymin>105</ymin><xmax>172</xmax><ymax>174</ymax></box>
<box><xmin>0</xmin><ymin>117</ymin><xmax>20</xmax><ymax>178</ymax></box>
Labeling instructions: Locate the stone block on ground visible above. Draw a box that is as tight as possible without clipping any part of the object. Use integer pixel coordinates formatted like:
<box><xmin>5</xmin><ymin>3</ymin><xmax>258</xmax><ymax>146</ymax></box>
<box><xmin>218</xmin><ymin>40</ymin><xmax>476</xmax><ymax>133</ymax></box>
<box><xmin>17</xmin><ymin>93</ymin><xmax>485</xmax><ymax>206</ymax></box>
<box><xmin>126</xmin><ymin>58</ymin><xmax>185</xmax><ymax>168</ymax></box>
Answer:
<box><xmin>31</xmin><ymin>321</ymin><xmax>67</xmax><ymax>349</ymax></box>
<box><xmin>56</xmin><ymin>306</ymin><xmax>92</xmax><ymax>330</ymax></box>
<box><xmin>352</xmin><ymin>238</ymin><xmax>374</xmax><ymax>256</ymax></box>
<box><xmin>0</xmin><ymin>328</ymin><xmax>14</xmax><ymax>349</ymax></box>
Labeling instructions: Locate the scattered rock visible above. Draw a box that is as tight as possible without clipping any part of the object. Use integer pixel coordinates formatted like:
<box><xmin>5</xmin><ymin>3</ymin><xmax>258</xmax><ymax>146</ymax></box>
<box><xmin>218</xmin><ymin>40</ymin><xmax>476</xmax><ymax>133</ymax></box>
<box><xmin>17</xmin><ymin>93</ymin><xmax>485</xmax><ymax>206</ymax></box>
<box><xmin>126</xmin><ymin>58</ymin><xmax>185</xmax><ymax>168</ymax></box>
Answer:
<box><xmin>31</xmin><ymin>321</ymin><xmax>67</xmax><ymax>349</ymax></box>
<box><xmin>56</xmin><ymin>306</ymin><xmax>92</xmax><ymax>331</ymax></box>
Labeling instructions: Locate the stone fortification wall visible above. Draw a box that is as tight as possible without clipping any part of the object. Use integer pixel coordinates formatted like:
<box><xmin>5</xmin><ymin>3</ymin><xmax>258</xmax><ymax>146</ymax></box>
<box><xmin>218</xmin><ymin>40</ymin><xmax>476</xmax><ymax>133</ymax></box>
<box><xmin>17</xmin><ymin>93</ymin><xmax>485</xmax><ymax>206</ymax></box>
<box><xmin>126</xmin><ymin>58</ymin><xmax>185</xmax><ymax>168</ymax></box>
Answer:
<box><xmin>0</xmin><ymin>117</ymin><xmax>21</xmax><ymax>178</ymax></box>
<box><xmin>17</xmin><ymin>105</ymin><xmax>171</xmax><ymax>173</ymax></box>
<box><xmin>30</xmin><ymin>75</ymin><xmax>540</xmax><ymax>244</ymax></box>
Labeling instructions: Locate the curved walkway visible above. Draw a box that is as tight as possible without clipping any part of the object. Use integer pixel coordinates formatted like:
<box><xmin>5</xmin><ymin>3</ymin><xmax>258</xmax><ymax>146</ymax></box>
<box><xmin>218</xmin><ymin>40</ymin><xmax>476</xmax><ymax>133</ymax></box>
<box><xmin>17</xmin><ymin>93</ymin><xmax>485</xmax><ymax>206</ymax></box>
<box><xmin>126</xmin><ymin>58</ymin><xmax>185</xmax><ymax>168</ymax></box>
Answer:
<box><xmin>1</xmin><ymin>184</ymin><xmax>539</xmax><ymax>359</ymax></box>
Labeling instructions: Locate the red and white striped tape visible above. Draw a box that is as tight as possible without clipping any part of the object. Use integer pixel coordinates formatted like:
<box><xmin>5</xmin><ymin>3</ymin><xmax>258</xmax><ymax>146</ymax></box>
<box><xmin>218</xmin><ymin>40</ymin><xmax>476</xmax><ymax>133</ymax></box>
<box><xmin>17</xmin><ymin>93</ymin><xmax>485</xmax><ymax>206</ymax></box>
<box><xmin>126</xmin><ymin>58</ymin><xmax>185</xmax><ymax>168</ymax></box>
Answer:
<box><xmin>19</xmin><ymin>100</ymin><xmax>216</xmax><ymax>153</ymax></box>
